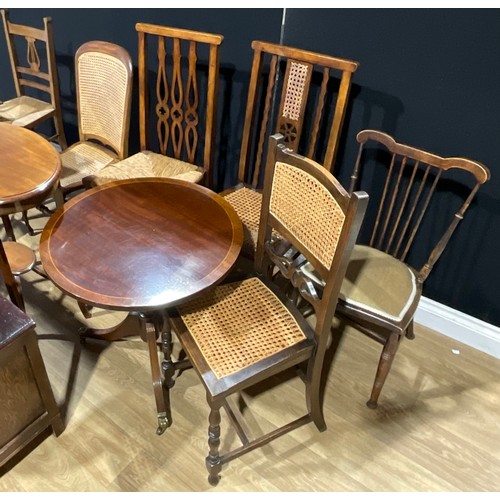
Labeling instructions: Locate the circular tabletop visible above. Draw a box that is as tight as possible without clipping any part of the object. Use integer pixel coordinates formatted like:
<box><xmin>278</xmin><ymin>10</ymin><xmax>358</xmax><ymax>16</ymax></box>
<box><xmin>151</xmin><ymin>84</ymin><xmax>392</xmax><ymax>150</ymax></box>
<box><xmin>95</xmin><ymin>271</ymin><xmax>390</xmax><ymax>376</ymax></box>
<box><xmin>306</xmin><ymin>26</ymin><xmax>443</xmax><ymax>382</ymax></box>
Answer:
<box><xmin>40</xmin><ymin>178</ymin><xmax>243</xmax><ymax>311</ymax></box>
<box><xmin>0</xmin><ymin>122</ymin><xmax>61</xmax><ymax>210</ymax></box>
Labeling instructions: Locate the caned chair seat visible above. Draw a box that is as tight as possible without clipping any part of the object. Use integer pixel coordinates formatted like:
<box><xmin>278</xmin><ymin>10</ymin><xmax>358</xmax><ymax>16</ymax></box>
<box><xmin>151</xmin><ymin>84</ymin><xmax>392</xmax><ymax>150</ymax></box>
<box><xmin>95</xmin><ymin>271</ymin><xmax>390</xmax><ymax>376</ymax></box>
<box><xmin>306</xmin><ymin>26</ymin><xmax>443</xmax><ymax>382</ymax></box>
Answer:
<box><xmin>90</xmin><ymin>150</ymin><xmax>204</xmax><ymax>187</ymax></box>
<box><xmin>0</xmin><ymin>96</ymin><xmax>54</xmax><ymax>127</ymax></box>
<box><xmin>177</xmin><ymin>277</ymin><xmax>310</xmax><ymax>395</ymax></box>
<box><xmin>222</xmin><ymin>186</ymin><xmax>262</xmax><ymax>255</ymax></box>
<box><xmin>59</xmin><ymin>142</ymin><xmax>117</xmax><ymax>189</ymax></box>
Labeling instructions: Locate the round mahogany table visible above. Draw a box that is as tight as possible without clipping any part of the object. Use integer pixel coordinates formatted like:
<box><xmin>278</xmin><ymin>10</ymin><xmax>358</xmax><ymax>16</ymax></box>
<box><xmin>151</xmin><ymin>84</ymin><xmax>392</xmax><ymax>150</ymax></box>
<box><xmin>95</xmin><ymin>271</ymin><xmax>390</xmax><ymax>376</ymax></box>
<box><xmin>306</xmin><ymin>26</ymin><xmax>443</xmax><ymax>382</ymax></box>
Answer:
<box><xmin>40</xmin><ymin>177</ymin><xmax>243</xmax><ymax>433</ymax></box>
<box><xmin>0</xmin><ymin>122</ymin><xmax>61</xmax><ymax>239</ymax></box>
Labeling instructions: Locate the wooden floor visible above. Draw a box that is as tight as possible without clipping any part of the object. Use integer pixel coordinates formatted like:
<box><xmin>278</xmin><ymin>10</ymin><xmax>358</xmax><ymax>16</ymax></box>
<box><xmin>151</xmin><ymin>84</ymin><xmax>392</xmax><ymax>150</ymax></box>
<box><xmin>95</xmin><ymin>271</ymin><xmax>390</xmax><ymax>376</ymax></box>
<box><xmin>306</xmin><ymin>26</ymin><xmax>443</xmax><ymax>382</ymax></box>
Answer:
<box><xmin>2</xmin><ymin>209</ymin><xmax>500</xmax><ymax>491</ymax></box>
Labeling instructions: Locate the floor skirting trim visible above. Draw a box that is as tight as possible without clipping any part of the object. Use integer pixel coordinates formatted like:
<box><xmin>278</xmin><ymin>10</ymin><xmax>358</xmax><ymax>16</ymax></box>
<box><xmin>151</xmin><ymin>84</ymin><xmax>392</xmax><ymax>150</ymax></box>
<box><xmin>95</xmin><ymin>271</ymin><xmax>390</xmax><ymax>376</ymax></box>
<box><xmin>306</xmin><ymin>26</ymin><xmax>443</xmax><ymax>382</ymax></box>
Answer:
<box><xmin>415</xmin><ymin>297</ymin><xmax>500</xmax><ymax>359</ymax></box>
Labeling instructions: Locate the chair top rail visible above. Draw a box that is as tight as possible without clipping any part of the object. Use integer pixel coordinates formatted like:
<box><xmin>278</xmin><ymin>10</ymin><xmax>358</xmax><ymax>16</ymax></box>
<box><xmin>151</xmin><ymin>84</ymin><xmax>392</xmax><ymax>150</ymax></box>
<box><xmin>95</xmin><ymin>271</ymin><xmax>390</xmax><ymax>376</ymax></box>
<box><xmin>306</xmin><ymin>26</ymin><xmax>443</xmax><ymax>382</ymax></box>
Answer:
<box><xmin>252</xmin><ymin>40</ymin><xmax>359</xmax><ymax>73</ymax></box>
<box><xmin>136</xmin><ymin>22</ymin><xmax>223</xmax><ymax>46</ymax></box>
<box><xmin>357</xmin><ymin>129</ymin><xmax>490</xmax><ymax>184</ymax></box>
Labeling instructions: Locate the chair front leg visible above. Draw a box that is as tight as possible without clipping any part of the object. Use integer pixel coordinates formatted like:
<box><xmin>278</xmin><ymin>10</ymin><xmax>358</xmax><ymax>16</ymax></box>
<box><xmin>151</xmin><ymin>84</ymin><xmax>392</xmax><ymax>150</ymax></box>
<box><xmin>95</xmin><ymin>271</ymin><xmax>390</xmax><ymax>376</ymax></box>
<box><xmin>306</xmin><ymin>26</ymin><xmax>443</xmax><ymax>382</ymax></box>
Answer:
<box><xmin>206</xmin><ymin>401</ymin><xmax>223</xmax><ymax>486</ymax></box>
<box><xmin>367</xmin><ymin>331</ymin><xmax>401</xmax><ymax>409</ymax></box>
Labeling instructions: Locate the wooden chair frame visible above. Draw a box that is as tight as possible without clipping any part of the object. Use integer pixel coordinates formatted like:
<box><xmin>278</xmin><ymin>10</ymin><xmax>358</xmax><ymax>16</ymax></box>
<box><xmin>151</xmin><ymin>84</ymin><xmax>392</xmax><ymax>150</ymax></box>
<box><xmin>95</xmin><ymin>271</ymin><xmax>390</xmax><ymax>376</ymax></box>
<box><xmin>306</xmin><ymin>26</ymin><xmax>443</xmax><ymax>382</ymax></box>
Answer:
<box><xmin>338</xmin><ymin>129</ymin><xmax>490</xmax><ymax>408</ymax></box>
<box><xmin>164</xmin><ymin>134</ymin><xmax>368</xmax><ymax>485</ymax></box>
<box><xmin>0</xmin><ymin>8</ymin><xmax>66</xmax><ymax>149</ymax></box>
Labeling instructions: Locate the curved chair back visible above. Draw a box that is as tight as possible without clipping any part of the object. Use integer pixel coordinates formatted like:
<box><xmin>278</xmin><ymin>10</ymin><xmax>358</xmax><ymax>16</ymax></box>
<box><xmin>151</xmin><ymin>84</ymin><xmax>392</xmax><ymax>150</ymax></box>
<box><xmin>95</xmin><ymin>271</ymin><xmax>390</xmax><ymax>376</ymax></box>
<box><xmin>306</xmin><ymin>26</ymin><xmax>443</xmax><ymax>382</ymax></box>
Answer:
<box><xmin>75</xmin><ymin>40</ymin><xmax>133</xmax><ymax>159</ymax></box>
<box><xmin>349</xmin><ymin>129</ymin><xmax>490</xmax><ymax>284</ymax></box>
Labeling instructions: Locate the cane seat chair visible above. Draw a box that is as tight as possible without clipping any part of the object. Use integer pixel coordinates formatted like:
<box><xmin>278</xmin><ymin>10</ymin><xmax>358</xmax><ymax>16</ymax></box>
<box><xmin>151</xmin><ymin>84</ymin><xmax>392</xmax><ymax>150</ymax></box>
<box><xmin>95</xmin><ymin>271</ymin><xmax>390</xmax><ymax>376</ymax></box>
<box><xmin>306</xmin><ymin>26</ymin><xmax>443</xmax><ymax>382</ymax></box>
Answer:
<box><xmin>0</xmin><ymin>9</ymin><xmax>66</xmax><ymax>149</ymax></box>
<box><xmin>221</xmin><ymin>41</ymin><xmax>359</xmax><ymax>257</ymax></box>
<box><xmin>0</xmin><ymin>239</ymin><xmax>36</xmax><ymax>312</ymax></box>
<box><xmin>164</xmin><ymin>134</ymin><xmax>368</xmax><ymax>485</ymax></box>
<box><xmin>57</xmin><ymin>41</ymin><xmax>132</xmax><ymax>199</ymax></box>
<box><xmin>86</xmin><ymin>23</ymin><xmax>223</xmax><ymax>190</ymax></box>
<box><xmin>302</xmin><ymin>129</ymin><xmax>491</xmax><ymax>409</ymax></box>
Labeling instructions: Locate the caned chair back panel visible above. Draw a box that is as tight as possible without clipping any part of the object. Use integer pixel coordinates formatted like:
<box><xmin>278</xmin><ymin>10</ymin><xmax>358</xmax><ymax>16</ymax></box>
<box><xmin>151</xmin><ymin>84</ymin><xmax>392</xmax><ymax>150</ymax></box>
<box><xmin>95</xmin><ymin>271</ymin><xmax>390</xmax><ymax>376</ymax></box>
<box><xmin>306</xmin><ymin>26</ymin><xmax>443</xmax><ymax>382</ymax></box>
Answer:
<box><xmin>349</xmin><ymin>129</ymin><xmax>490</xmax><ymax>284</ymax></box>
<box><xmin>136</xmin><ymin>23</ymin><xmax>223</xmax><ymax>187</ymax></box>
<box><xmin>239</xmin><ymin>41</ymin><xmax>359</xmax><ymax>189</ymax></box>
<box><xmin>76</xmin><ymin>41</ymin><xmax>133</xmax><ymax>159</ymax></box>
<box><xmin>257</xmin><ymin>135</ymin><xmax>368</xmax><ymax>338</ymax></box>
<box><xmin>1</xmin><ymin>9</ymin><xmax>57</xmax><ymax>106</ymax></box>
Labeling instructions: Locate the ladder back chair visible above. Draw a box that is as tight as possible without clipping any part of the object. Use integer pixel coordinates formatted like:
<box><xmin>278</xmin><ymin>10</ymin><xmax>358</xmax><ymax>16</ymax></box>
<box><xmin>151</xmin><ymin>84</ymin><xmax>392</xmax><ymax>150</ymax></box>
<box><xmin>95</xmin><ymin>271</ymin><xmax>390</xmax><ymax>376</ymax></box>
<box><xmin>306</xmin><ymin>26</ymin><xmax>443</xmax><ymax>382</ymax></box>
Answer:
<box><xmin>86</xmin><ymin>23</ymin><xmax>223</xmax><ymax>190</ymax></box>
<box><xmin>0</xmin><ymin>9</ymin><xmax>66</xmax><ymax>149</ymax></box>
<box><xmin>166</xmin><ymin>134</ymin><xmax>368</xmax><ymax>485</ymax></box>
<box><xmin>57</xmin><ymin>40</ymin><xmax>133</xmax><ymax>199</ymax></box>
<box><xmin>303</xmin><ymin>129</ymin><xmax>490</xmax><ymax>408</ymax></box>
<box><xmin>222</xmin><ymin>41</ymin><xmax>359</xmax><ymax>256</ymax></box>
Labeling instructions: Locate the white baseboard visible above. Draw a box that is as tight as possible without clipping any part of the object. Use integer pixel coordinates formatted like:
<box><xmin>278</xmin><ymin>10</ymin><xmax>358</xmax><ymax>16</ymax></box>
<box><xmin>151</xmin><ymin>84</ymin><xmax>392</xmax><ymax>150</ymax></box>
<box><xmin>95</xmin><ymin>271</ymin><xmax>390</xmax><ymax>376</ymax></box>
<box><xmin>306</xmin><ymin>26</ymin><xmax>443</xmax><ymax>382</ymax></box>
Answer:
<box><xmin>415</xmin><ymin>297</ymin><xmax>500</xmax><ymax>359</ymax></box>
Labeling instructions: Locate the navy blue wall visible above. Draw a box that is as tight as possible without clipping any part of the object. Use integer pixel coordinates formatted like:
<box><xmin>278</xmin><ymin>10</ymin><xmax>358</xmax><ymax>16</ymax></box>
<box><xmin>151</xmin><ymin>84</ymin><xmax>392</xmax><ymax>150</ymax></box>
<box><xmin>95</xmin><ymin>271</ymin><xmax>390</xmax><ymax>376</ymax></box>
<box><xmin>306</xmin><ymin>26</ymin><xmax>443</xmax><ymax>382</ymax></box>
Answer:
<box><xmin>1</xmin><ymin>8</ymin><xmax>499</xmax><ymax>326</ymax></box>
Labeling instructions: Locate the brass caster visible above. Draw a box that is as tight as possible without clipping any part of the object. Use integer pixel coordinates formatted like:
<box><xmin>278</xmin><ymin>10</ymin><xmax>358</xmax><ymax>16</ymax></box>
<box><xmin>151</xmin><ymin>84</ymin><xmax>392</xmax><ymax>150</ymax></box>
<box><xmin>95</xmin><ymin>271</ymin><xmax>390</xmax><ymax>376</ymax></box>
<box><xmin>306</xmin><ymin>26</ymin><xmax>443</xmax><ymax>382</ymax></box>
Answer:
<box><xmin>156</xmin><ymin>415</ymin><xmax>172</xmax><ymax>435</ymax></box>
<box><xmin>78</xmin><ymin>327</ymin><xmax>88</xmax><ymax>345</ymax></box>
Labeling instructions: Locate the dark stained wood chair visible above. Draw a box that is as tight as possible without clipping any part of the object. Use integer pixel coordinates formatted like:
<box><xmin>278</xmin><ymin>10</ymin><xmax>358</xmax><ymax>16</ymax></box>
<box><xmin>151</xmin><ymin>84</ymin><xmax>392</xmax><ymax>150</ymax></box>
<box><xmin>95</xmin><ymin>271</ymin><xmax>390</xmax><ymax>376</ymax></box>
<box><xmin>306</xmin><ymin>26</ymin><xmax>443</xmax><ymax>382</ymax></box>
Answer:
<box><xmin>57</xmin><ymin>40</ymin><xmax>133</xmax><ymax>200</ymax></box>
<box><xmin>166</xmin><ymin>134</ymin><xmax>368</xmax><ymax>485</ymax></box>
<box><xmin>302</xmin><ymin>129</ymin><xmax>491</xmax><ymax>409</ymax></box>
<box><xmin>0</xmin><ymin>9</ymin><xmax>66</xmax><ymax>149</ymax></box>
<box><xmin>0</xmin><ymin>295</ymin><xmax>64</xmax><ymax>468</ymax></box>
<box><xmin>222</xmin><ymin>41</ymin><xmax>359</xmax><ymax>256</ymax></box>
<box><xmin>0</xmin><ymin>239</ymin><xmax>36</xmax><ymax>312</ymax></box>
<box><xmin>86</xmin><ymin>23</ymin><xmax>223</xmax><ymax>190</ymax></box>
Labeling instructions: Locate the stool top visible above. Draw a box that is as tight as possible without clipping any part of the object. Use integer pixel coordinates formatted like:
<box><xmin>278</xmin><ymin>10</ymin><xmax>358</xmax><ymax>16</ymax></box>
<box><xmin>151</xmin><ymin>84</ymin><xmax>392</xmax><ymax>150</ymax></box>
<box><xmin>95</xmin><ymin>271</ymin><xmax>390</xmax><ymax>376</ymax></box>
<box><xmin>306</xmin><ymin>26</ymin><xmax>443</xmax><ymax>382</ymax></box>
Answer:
<box><xmin>0</xmin><ymin>297</ymin><xmax>35</xmax><ymax>349</ymax></box>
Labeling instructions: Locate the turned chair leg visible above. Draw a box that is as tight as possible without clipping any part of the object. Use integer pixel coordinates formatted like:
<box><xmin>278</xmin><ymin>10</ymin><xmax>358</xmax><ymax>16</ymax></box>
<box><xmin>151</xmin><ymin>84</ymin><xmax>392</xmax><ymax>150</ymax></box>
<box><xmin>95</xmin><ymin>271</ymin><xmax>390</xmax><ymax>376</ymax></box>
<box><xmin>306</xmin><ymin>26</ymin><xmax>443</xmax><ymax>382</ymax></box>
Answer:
<box><xmin>405</xmin><ymin>320</ymin><xmax>415</xmax><ymax>340</ymax></box>
<box><xmin>2</xmin><ymin>215</ymin><xmax>16</xmax><ymax>241</ymax></box>
<box><xmin>367</xmin><ymin>331</ymin><xmax>401</xmax><ymax>409</ymax></box>
<box><xmin>206</xmin><ymin>402</ymin><xmax>223</xmax><ymax>486</ymax></box>
<box><xmin>21</xmin><ymin>210</ymin><xmax>36</xmax><ymax>236</ymax></box>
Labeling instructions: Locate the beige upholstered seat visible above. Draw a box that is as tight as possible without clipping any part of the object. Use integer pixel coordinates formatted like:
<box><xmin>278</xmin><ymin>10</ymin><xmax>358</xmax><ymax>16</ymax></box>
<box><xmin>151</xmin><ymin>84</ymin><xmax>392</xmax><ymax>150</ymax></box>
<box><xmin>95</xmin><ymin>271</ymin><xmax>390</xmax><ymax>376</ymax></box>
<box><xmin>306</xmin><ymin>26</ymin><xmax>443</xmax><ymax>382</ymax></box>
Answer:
<box><xmin>88</xmin><ymin>23</ymin><xmax>223</xmax><ymax>190</ymax></box>
<box><xmin>303</xmin><ymin>245</ymin><xmax>418</xmax><ymax>324</ymax></box>
<box><xmin>221</xmin><ymin>41</ymin><xmax>359</xmax><ymax>257</ymax></box>
<box><xmin>0</xmin><ymin>10</ymin><xmax>66</xmax><ymax>148</ymax></box>
<box><xmin>57</xmin><ymin>41</ymin><xmax>133</xmax><ymax>198</ymax></box>
<box><xmin>332</xmin><ymin>129</ymin><xmax>490</xmax><ymax>409</ymax></box>
<box><xmin>90</xmin><ymin>150</ymin><xmax>203</xmax><ymax>187</ymax></box>
<box><xmin>167</xmin><ymin>134</ymin><xmax>368</xmax><ymax>485</ymax></box>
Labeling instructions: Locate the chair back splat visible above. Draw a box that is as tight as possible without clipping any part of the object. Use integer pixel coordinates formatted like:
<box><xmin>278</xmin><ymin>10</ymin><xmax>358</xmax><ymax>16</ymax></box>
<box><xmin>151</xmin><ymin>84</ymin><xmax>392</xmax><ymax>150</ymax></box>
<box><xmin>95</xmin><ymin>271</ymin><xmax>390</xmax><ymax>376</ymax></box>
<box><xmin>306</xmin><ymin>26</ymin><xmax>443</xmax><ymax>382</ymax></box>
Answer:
<box><xmin>0</xmin><ymin>8</ymin><xmax>66</xmax><ymax>148</ymax></box>
<box><xmin>223</xmin><ymin>41</ymin><xmax>359</xmax><ymax>256</ymax></box>
<box><xmin>137</xmin><ymin>23</ymin><xmax>222</xmax><ymax>188</ymax></box>
<box><xmin>168</xmin><ymin>133</ymin><xmax>368</xmax><ymax>485</ymax></box>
